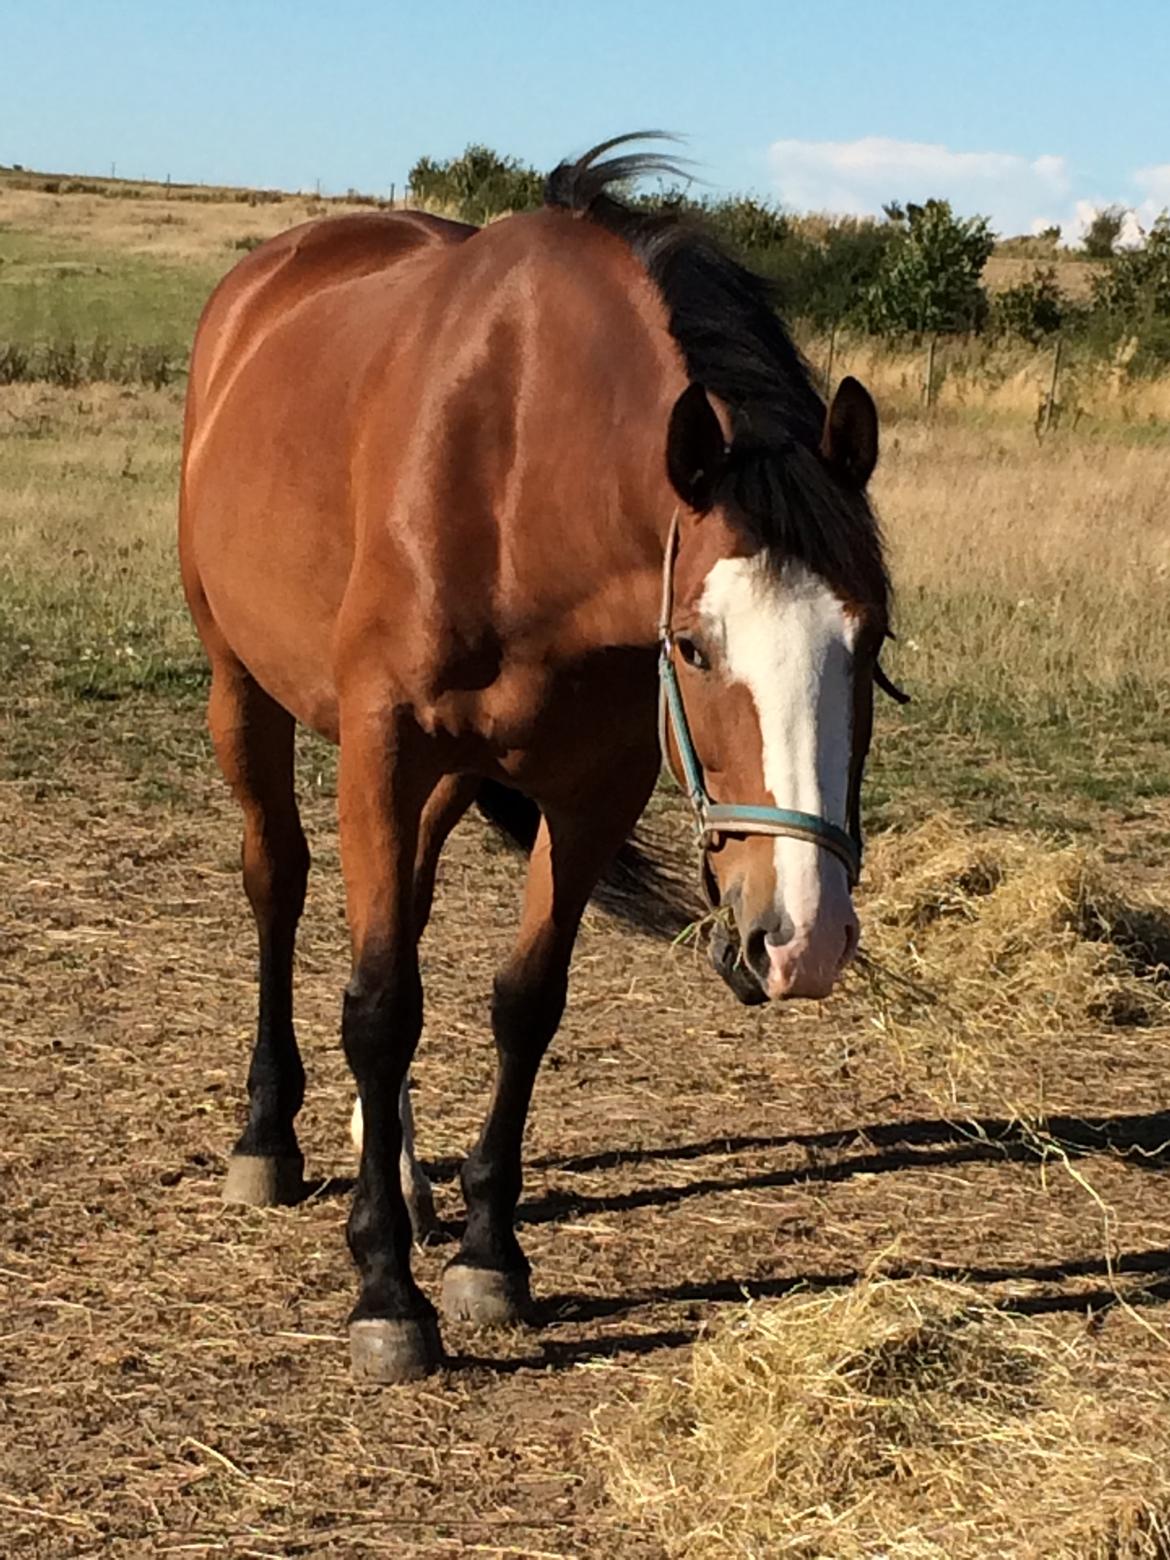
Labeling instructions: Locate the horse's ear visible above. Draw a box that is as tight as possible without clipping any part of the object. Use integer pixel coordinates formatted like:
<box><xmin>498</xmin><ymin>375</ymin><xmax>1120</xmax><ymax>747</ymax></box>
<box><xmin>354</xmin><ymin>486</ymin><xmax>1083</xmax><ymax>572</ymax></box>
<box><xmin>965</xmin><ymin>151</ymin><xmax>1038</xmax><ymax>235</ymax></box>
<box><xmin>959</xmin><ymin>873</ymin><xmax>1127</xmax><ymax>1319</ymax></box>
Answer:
<box><xmin>666</xmin><ymin>383</ymin><xmax>726</xmax><ymax>513</ymax></box>
<box><xmin>821</xmin><ymin>376</ymin><xmax>879</xmax><ymax>489</ymax></box>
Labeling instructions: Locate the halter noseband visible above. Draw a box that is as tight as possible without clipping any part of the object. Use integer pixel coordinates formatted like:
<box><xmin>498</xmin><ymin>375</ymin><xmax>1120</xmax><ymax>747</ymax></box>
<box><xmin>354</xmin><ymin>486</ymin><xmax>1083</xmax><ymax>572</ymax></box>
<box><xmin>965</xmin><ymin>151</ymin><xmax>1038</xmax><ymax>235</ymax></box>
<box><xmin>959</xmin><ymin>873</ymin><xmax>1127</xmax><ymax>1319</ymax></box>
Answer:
<box><xmin>656</xmin><ymin>508</ymin><xmax>862</xmax><ymax>892</ymax></box>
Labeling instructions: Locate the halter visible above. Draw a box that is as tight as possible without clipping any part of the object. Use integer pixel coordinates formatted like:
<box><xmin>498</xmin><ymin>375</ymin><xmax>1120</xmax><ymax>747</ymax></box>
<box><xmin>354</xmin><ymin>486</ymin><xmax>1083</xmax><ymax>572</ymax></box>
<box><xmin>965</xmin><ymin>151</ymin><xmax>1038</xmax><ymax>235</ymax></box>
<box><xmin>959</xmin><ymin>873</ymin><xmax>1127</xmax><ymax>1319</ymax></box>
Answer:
<box><xmin>656</xmin><ymin>508</ymin><xmax>862</xmax><ymax>892</ymax></box>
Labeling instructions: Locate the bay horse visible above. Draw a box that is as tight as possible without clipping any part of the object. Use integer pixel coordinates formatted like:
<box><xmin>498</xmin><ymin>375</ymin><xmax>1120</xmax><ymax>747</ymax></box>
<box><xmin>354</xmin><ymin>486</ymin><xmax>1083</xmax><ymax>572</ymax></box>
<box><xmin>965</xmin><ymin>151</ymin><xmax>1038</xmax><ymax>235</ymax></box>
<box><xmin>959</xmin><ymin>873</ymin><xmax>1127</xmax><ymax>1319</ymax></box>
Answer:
<box><xmin>179</xmin><ymin>138</ymin><xmax>893</xmax><ymax>1382</ymax></box>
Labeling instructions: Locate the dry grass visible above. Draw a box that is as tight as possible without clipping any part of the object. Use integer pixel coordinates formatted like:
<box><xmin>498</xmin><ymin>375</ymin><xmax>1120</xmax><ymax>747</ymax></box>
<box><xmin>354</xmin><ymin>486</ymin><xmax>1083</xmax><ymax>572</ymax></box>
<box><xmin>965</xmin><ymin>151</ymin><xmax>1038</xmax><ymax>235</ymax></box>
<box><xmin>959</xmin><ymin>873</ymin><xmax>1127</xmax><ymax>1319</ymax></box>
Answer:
<box><xmin>0</xmin><ymin>183</ymin><xmax>392</xmax><ymax>264</ymax></box>
<box><xmin>867</xmin><ymin>417</ymin><xmax>1170</xmax><ymax>814</ymax></box>
<box><xmin>805</xmin><ymin>331</ymin><xmax>1170</xmax><ymax>424</ymax></box>
<box><xmin>854</xmin><ymin>817</ymin><xmax>1170</xmax><ymax>1101</ymax></box>
<box><xmin>984</xmin><ymin>252</ymin><xmax>1104</xmax><ymax>299</ymax></box>
<box><xmin>597</xmin><ymin>1273</ymin><xmax>1170</xmax><ymax>1558</ymax></box>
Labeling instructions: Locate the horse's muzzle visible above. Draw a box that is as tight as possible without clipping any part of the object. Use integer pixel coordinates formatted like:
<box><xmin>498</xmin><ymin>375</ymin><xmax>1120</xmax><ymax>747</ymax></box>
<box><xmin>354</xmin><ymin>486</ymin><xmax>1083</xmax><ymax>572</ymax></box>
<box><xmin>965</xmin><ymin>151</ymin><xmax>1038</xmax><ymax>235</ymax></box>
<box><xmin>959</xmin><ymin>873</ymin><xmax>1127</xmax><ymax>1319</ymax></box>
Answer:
<box><xmin>708</xmin><ymin>918</ymin><xmax>768</xmax><ymax>1006</ymax></box>
<box><xmin>709</xmin><ymin>906</ymin><xmax>859</xmax><ymax>1003</ymax></box>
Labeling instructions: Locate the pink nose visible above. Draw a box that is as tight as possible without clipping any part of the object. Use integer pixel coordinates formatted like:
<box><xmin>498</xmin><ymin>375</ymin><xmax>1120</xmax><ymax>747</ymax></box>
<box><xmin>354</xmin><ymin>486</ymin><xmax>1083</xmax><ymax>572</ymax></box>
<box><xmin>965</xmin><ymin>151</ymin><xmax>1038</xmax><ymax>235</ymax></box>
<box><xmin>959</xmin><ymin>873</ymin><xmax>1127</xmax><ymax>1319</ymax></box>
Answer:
<box><xmin>765</xmin><ymin>915</ymin><xmax>859</xmax><ymax>1000</ymax></box>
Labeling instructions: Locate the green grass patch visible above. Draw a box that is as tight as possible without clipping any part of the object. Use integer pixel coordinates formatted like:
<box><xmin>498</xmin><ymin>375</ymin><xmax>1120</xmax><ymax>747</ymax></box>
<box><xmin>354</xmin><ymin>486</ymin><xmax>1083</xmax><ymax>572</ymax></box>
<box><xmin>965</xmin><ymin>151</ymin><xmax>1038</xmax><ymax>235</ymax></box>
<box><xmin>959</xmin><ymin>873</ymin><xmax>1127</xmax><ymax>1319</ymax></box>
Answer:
<box><xmin>0</xmin><ymin>225</ymin><xmax>219</xmax><ymax>355</ymax></box>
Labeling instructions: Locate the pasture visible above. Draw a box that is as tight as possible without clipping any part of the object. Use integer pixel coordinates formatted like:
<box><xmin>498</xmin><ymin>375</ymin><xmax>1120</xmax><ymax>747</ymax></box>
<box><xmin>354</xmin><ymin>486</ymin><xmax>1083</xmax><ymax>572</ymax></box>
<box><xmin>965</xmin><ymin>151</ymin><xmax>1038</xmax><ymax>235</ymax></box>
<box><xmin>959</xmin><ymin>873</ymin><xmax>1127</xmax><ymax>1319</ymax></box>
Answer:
<box><xmin>3</xmin><ymin>177</ymin><xmax>1170</xmax><ymax>1557</ymax></box>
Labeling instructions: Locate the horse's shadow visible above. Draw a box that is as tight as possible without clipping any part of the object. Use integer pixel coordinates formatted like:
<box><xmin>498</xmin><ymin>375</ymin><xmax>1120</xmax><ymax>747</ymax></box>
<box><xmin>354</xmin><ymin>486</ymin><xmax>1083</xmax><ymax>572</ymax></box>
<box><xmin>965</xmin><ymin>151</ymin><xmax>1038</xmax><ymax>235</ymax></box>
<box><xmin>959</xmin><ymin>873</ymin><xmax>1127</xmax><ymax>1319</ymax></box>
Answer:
<box><xmin>464</xmin><ymin>1247</ymin><xmax>1170</xmax><ymax>1374</ymax></box>
<box><xmin>305</xmin><ymin>1107</ymin><xmax>1170</xmax><ymax>1372</ymax></box>
<box><xmin>514</xmin><ymin>1107</ymin><xmax>1170</xmax><ymax>1225</ymax></box>
<box><xmin>306</xmin><ymin>1106</ymin><xmax>1170</xmax><ymax>1209</ymax></box>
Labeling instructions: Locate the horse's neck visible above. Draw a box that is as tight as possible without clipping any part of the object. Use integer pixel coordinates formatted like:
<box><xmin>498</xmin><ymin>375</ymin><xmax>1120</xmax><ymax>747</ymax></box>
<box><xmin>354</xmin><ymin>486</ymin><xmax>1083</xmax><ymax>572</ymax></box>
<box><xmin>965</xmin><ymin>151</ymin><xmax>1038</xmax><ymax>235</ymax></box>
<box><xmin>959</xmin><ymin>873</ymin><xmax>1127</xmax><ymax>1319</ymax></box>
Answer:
<box><xmin>508</xmin><ymin>457</ymin><xmax>676</xmax><ymax>662</ymax></box>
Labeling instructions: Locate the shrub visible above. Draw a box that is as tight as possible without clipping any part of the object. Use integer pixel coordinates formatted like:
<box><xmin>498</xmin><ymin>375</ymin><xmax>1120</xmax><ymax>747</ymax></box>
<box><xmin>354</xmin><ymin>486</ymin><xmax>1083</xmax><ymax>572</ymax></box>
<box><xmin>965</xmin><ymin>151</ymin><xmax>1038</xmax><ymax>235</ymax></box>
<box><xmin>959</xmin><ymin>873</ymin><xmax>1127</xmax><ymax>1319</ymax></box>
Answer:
<box><xmin>1082</xmin><ymin>205</ymin><xmax>1125</xmax><ymax>259</ymax></box>
<box><xmin>862</xmin><ymin>200</ymin><xmax>994</xmax><ymax>336</ymax></box>
<box><xmin>992</xmin><ymin>266</ymin><xmax>1069</xmax><ymax>342</ymax></box>
<box><xmin>797</xmin><ymin>220</ymin><xmax>897</xmax><ymax>329</ymax></box>
<box><xmin>1087</xmin><ymin>215</ymin><xmax>1170</xmax><ymax>370</ymax></box>
<box><xmin>0</xmin><ymin>338</ymin><xmax>184</xmax><ymax>387</ymax></box>
<box><xmin>0</xmin><ymin>343</ymin><xmax>31</xmax><ymax>383</ymax></box>
<box><xmin>408</xmin><ymin>145</ymin><xmax>543</xmax><ymax>221</ymax></box>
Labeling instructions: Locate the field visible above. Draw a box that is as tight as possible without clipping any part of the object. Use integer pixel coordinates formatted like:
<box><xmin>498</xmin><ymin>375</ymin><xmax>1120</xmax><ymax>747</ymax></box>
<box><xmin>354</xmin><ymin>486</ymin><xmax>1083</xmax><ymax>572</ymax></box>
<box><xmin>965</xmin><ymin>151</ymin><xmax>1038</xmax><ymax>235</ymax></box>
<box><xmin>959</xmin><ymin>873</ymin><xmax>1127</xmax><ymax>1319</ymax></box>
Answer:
<box><xmin>3</xmin><ymin>176</ymin><xmax>1170</xmax><ymax>1557</ymax></box>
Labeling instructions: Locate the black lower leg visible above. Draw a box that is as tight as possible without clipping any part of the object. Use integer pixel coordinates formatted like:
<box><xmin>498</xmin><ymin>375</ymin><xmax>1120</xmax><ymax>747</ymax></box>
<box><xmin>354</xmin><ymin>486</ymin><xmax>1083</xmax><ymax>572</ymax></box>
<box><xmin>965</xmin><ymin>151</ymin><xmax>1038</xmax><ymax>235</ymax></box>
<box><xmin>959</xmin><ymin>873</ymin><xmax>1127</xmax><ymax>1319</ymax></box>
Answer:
<box><xmin>232</xmin><ymin>918</ymin><xmax>306</xmax><ymax>1160</ymax></box>
<box><xmin>343</xmin><ymin>967</ymin><xmax>432</xmax><ymax>1324</ymax></box>
<box><xmin>455</xmin><ymin>965</ymin><xmax>568</xmax><ymax>1277</ymax></box>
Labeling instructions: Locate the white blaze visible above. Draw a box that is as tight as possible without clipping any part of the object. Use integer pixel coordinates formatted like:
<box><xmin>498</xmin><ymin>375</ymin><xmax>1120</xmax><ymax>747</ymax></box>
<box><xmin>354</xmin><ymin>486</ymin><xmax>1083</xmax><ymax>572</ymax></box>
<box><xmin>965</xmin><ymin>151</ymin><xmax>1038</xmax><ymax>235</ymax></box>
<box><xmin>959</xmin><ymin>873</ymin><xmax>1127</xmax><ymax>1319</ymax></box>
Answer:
<box><xmin>698</xmin><ymin>554</ymin><xmax>856</xmax><ymax>926</ymax></box>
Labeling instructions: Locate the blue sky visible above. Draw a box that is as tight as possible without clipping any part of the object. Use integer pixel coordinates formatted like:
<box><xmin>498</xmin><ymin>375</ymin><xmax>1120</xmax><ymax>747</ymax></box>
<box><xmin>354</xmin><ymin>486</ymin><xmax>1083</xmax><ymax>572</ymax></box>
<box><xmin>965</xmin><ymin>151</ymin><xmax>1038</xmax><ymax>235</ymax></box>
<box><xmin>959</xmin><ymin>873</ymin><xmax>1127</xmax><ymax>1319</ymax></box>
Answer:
<box><xmin>4</xmin><ymin>0</ymin><xmax>1168</xmax><ymax>238</ymax></box>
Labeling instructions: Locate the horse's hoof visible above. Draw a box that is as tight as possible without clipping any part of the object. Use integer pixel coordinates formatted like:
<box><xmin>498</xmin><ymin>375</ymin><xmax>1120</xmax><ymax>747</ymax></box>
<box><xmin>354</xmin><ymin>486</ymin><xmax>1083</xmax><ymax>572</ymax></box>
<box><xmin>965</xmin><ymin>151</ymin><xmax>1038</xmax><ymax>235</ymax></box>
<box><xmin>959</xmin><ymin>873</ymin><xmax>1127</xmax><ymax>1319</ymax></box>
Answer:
<box><xmin>222</xmin><ymin>1152</ymin><xmax>304</xmax><ymax>1207</ymax></box>
<box><xmin>441</xmin><ymin>1263</ymin><xmax>532</xmax><ymax>1326</ymax></box>
<box><xmin>349</xmin><ymin>1316</ymin><xmax>443</xmax><ymax>1383</ymax></box>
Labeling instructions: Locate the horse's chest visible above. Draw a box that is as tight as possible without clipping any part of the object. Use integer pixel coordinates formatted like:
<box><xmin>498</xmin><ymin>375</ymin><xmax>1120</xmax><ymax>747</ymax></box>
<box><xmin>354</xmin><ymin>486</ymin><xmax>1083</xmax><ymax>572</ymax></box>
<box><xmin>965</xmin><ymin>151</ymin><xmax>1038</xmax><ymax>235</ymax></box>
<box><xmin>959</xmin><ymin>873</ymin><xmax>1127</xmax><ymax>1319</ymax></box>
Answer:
<box><xmin>419</xmin><ymin>647</ymin><xmax>655</xmax><ymax>776</ymax></box>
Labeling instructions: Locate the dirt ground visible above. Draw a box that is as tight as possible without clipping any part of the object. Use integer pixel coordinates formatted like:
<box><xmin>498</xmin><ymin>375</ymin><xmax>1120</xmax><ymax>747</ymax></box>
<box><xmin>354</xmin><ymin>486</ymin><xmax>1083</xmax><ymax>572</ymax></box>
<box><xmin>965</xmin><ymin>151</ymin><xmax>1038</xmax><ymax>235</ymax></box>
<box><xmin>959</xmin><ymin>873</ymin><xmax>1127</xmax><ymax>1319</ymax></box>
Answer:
<box><xmin>3</xmin><ymin>719</ymin><xmax>1170</xmax><ymax>1559</ymax></box>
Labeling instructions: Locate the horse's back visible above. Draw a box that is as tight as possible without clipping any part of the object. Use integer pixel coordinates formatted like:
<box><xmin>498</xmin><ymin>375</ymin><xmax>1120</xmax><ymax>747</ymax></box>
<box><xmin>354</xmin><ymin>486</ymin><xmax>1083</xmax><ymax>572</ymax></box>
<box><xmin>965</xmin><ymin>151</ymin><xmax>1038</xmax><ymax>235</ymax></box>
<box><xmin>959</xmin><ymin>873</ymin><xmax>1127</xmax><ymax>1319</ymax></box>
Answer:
<box><xmin>180</xmin><ymin>210</ymin><xmax>477</xmax><ymax>734</ymax></box>
<box><xmin>187</xmin><ymin>210</ymin><xmax>476</xmax><ymax>411</ymax></box>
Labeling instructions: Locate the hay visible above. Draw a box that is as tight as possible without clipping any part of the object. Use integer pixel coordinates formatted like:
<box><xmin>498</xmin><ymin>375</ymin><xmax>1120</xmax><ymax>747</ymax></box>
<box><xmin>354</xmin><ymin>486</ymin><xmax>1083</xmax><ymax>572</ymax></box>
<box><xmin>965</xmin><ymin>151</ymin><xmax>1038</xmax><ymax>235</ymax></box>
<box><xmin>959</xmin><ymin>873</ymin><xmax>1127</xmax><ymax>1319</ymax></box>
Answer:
<box><xmin>596</xmin><ymin>1273</ymin><xmax>1170</xmax><ymax>1558</ymax></box>
<box><xmin>851</xmin><ymin>817</ymin><xmax>1170</xmax><ymax>1094</ymax></box>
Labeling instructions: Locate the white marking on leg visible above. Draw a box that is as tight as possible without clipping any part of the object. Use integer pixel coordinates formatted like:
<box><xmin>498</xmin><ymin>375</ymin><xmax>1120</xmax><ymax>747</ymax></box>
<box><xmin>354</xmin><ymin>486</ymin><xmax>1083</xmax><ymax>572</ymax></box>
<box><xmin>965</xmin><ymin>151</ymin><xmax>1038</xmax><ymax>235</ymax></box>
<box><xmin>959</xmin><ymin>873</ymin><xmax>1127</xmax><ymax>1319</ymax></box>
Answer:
<box><xmin>349</xmin><ymin>1082</ymin><xmax>434</xmax><ymax>1233</ymax></box>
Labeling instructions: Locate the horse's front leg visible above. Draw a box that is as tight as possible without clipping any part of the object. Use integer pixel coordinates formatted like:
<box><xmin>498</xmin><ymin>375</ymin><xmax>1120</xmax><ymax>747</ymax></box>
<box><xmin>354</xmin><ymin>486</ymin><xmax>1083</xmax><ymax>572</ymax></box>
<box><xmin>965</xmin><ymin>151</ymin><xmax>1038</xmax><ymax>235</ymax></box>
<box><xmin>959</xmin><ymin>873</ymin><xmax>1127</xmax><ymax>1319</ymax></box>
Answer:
<box><xmin>337</xmin><ymin>710</ymin><xmax>443</xmax><ymax>1382</ymax></box>
<box><xmin>441</xmin><ymin>779</ymin><xmax>655</xmax><ymax>1326</ymax></box>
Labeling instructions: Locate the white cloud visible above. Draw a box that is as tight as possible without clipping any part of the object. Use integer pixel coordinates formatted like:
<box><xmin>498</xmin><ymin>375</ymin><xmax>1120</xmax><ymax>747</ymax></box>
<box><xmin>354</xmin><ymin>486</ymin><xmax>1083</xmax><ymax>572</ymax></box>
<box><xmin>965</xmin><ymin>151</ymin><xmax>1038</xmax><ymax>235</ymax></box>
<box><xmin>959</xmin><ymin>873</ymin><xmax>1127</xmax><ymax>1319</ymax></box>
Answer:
<box><xmin>764</xmin><ymin>136</ymin><xmax>1170</xmax><ymax>246</ymax></box>
<box><xmin>1134</xmin><ymin>163</ymin><xmax>1170</xmax><ymax>205</ymax></box>
<box><xmin>1118</xmin><ymin>210</ymin><xmax>1148</xmax><ymax>249</ymax></box>
<box><xmin>1071</xmin><ymin>198</ymin><xmax>1100</xmax><ymax>240</ymax></box>
<box><xmin>766</xmin><ymin>135</ymin><xmax>1071</xmax><ymax>236</ymax></box>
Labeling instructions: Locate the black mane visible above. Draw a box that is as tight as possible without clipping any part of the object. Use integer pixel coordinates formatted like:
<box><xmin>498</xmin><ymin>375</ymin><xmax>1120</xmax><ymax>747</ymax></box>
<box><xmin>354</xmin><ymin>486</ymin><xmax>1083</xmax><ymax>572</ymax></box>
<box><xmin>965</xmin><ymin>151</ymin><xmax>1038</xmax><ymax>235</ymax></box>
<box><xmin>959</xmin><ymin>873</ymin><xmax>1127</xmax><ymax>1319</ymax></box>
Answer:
<box><xmin>545</xmin><ymin>136</ymin><xmax>889</xmax><ymax>611</ymax></box>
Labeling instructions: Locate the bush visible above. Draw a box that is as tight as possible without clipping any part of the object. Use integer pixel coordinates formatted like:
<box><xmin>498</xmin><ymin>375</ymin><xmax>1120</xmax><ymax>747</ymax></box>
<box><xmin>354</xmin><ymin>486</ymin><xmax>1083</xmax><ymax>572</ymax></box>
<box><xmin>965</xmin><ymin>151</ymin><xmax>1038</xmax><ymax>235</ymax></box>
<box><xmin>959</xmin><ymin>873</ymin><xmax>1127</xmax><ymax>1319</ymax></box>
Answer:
<box><xmin>1091</xmin><ymin>214</ymin><xmax>1170</xmax><ymax>320</ymax></box>
<box><xmin>798</xmin><ymin>220</ymin><xmax>897</xmax><ymax>329</ymax></box>
<box><xmin>646</xmin><ymin>195</ymin><xmax>892</xmax><ymax>331</ymax></box>
<box><xmin>0</xmin><ymin>338</ymin><xmax>185</xmax><ymax>388</ymax></box>
<box><xmin>862</xmin><ymin>200</ymin><xmax>994</xmax><ymax>336</ymax></box>
<box><xmin>702</xmin><ymin>194</ymin><xmax>790</xmax><ymax>256</ymax></box>
<box><xmin>408</xmin><ymin>145</ymin><xmax>543</xmax><ymax>222</ymax></box>
<box><xmin>1082</xmin><ymin>205</ymin><xmax>1125</xmax><ymax>259</ymax></box>
<box><xmin>1086</xmin><ymin>215</ymin><xmax>1170</xmax><ymax>370</ymax></box>
<box><xmin>992</xmin><ymin>266</ymin><xmax>1070</xmax><ymax>343</ymax></box>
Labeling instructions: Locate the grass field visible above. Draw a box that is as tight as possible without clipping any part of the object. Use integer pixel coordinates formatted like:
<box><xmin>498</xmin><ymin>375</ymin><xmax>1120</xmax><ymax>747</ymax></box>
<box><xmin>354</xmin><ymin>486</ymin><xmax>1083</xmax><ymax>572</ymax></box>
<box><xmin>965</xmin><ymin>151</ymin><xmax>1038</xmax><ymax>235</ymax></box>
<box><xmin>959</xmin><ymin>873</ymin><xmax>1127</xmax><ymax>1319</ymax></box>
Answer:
<box><xmin>3</xmin><ymin>175</ymin><xmax>1170</xmax><ymax>1557</ymax></box>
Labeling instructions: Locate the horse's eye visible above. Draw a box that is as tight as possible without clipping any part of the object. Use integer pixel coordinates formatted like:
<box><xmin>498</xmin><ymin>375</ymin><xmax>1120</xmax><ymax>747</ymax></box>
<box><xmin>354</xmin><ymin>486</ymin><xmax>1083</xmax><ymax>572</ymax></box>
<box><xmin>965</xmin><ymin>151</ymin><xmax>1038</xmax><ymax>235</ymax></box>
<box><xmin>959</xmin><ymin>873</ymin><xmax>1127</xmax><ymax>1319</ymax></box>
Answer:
<box><xmin>677</xmin><ymin>637</ymin><xmax>710</xmax><ymax>672</ymax></box>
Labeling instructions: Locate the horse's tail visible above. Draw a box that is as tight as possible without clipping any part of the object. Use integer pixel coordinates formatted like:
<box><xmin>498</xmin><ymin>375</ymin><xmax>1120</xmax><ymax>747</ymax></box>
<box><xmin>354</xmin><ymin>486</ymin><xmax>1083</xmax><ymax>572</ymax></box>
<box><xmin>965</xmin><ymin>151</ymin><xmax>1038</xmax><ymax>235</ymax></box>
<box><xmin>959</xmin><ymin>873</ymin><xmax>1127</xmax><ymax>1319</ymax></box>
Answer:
<box><xmin>475</xmin><ymin>779</ymin><xmax>697</xmax><ymax>937</ymax></box>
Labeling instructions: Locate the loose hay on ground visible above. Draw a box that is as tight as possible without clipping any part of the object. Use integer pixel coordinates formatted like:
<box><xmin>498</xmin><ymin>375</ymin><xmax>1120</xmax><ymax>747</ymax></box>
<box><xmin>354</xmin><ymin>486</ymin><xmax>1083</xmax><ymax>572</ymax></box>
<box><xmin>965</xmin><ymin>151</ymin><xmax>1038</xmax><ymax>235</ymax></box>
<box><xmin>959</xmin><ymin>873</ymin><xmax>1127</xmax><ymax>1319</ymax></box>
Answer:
<box><xmin>849</xmin><ymin>816</ymin><xmax>1170</xmax><ymax>1100</ymax></box>
<box><xmin>596</xmin><ymin>1273</ymin><xmax>1170</xmax><ymax>1559</ymax></box>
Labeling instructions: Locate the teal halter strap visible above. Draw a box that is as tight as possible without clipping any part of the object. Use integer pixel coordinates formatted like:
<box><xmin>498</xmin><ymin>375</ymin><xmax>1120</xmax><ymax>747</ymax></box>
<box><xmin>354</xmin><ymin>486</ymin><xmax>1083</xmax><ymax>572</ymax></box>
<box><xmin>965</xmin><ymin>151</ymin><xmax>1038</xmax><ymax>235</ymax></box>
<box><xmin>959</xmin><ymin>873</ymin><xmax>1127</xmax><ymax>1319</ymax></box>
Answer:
<box><xmin>656</xmin><ymin>509</ymin><xmax>861</xmax><ymax>889</ymax></box>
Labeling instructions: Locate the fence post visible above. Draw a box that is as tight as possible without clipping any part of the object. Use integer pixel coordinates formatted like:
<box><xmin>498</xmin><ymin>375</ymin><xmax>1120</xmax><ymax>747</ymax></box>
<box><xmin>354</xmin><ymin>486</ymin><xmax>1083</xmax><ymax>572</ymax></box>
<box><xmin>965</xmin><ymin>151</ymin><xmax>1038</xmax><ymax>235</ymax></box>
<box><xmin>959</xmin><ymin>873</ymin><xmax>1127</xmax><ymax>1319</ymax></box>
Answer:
<box><xmin>824</xmin><ymin>323</ymin><xmax>837</xmax><ymax>397</ymax></box>
<box><xmin>1042</xmin><ymin>336</ymin><xmax>1063</xmax><ymax>435</ymax></box>
<box><xmin>923</xmin><ymin>334</ymin><xmax>937</xmax><ymax>411</ymax></box>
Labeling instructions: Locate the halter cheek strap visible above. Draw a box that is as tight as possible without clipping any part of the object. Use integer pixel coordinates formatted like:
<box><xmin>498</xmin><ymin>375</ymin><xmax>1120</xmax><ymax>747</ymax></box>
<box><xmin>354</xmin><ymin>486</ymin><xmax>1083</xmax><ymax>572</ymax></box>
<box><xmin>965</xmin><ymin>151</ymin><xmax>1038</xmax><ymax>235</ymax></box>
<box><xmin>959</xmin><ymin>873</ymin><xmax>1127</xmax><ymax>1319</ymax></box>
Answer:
<box><xmin>656</xmin><ymin>509</ymin><xmax>862</xmax><ymax>890</ymax></box>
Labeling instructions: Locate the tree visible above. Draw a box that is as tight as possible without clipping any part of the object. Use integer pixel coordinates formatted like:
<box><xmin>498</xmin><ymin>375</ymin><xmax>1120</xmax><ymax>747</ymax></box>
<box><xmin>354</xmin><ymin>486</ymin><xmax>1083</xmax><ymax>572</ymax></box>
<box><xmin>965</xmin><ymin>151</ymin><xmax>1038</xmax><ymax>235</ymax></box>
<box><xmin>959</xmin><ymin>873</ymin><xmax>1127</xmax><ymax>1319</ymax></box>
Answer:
<box><xmin>1082</xmin><ymin>206</ymin><xmax>1125</xmax><ymax>259</ymax></box>
<box><xmin>862</xmin><ymin>199</ymin><xmax>994</xmax><ymax>336</ymax></box>
<box><xmin>1089</xmin><ymin>214</ymin><xmax>1170</xmax><ymax>367</ymax></box>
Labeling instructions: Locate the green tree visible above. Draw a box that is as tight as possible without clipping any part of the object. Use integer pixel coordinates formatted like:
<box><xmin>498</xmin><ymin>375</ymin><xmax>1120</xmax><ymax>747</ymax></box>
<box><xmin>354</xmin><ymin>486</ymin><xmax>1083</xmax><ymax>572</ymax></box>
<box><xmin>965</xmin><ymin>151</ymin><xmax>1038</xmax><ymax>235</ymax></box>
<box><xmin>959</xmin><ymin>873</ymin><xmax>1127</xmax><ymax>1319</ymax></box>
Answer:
<box><xmin>803</xmin><ymin>221</ymin><xmax>897</xmax><ymax>329</ymax></box>
<box><xmin>863</xmin><ymin>200</ymin><xmax>994</xmax><ymax>336</ymax></box>
<box><xmin>1082</xmin><ymin>206</ymin><xmax>1125</xmax><ymax>260</ymax></box>
<box><xmin>1089</xmin><ymin>214</ymin><xmax>1170</xmax><ymax>368</ymax></box>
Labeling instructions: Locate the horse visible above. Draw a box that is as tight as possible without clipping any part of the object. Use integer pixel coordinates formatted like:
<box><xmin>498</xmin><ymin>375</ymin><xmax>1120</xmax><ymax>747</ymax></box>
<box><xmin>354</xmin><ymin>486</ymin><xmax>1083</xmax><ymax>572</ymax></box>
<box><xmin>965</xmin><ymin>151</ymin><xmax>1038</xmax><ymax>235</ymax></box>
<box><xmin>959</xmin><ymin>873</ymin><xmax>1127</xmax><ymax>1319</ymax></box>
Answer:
<box><xmin>178</xmin><ymin>137</ymin><xmax>893</xmax><ymax>1383</ymax></box>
